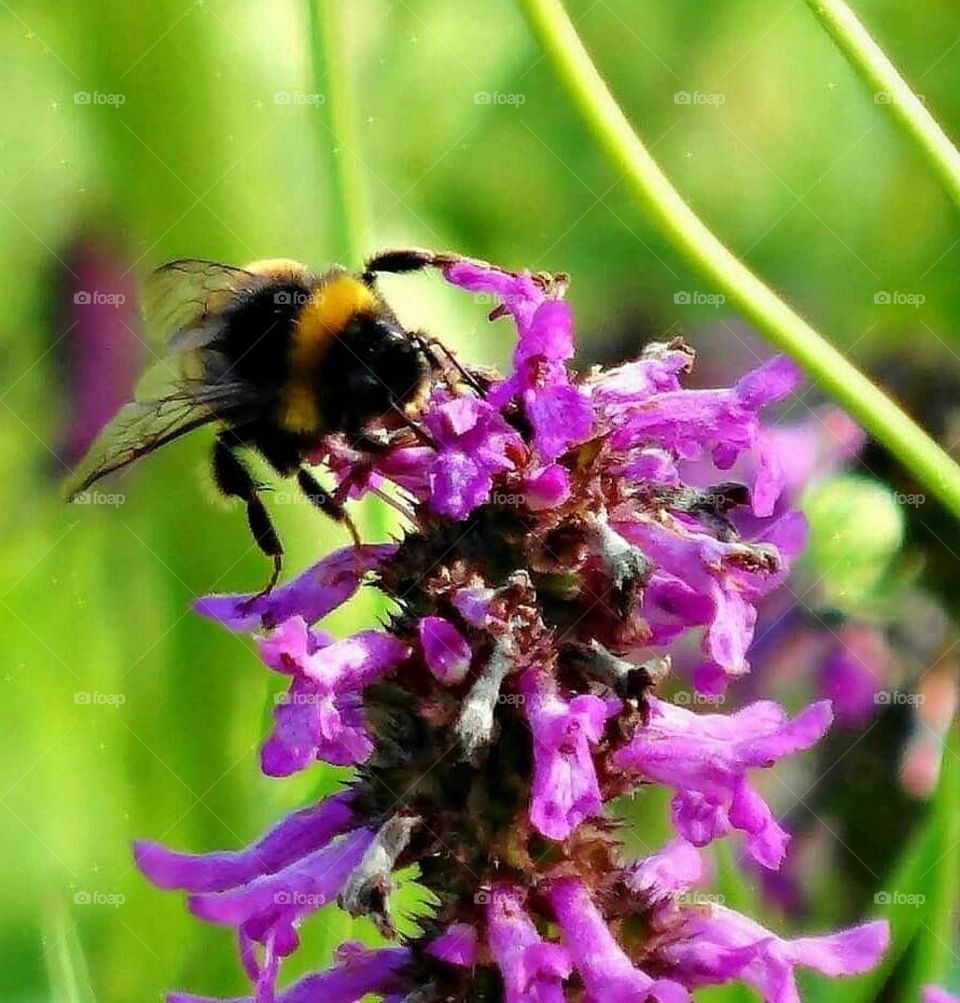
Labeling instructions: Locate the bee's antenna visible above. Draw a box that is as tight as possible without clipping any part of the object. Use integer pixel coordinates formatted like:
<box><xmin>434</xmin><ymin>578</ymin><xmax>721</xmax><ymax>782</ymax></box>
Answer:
<box><xmin>414</xmin><ymin>333</ymin><xmax>486</xmax><ymax>398</ymax></box>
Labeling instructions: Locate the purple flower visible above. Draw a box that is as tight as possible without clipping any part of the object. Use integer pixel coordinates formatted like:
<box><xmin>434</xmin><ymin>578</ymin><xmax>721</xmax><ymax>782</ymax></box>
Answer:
<box><xmin>664</xmin><ymin>905</ymin><xmax>888</xmax><ymax>1002</ymax></box>
<box><xmin>423</xmin><ymin>395</ymin><xmax>524</xmax><ymax>519</ymax></box>
<box><xmin>632</xmin><ymin>838</ymin><xmax>887</xmax><ymax>1001</ymax></box>
<box><xmin>186</xmin><ymin>829</ymin><xmax>373</xmax><ymax>998</ymax></box>
<box><xmin>487</xmin><ymin>885</ymin><xmax>570</xmax><ymax>1003</ymax></box>
<box><xmin>522</xmin><ymin>463</ymin><xmax>571</xmax><ymax>510</ymax></box>
<box><xmin>418</xmin><ymin>615</ymin><xmax>472</xmax><ymax>684</ymax></box>
<box><xmin>134</xmin><ymin>790</ymin><xmax>356</xmax><ymax>892</ymax></box>
<box><xmin>426</xmin><ymin>923</ymin><xmax>479</xmax><ymax>967</ymax></box>
<box><xmin>600</xmin><ymin>353</ymin><xmax>800</xmax><ymax>516</ymax></box>
<box><xmin>548</xmin><ymin>877</ymin><xmax>690</xmax><ymax>1002</ymax></box>
<box><xmin>521</xmin><ymin>668</ymin><xmax>618</xmax><ymax>840</ymax></box>
<box><xmin>589</xmin><ymin>341</ymin><xmax>694</xmax><ymax>407</ymax></box>
<box><xmin>196</xmin><ymin>544</ymin><xmax>396</xmax><ymax>632</ymax></box>
<box><xmin>445</xmin><ymin>260</ymin><xmax>592</xmax><ymax>460</ymax></box>
<box><xmin>257</xmin><ymin>616</ymin><xmax>409</xmax><ymax>773</ymax></box>
<box><xmin>613</xmin><ymin>698</ymin><xmax>833</xmax><ymax>867</ymax></box>
<box><xmin>627</xmin><ymin>836</ymin><xmax>705</xmax><ymax>898</ymax></box>
<box><xmin>622</xmin><ymin>517</ymin><xmax>785</xmax><ymax>683</ymax></box>
<box><xmin>139</xmin><ymin>817</ymin><xmax>376</xmax><ymax>1003</ymax></box>
<box><xmin>167</xmin><ymin>944</ymin><xmax>411</xmax><ymax>1003</ymax></box>
<box><xmin>132</xmin><ymin>256</ymin><xmax>889</xmax><ymax>1002</ymax></box>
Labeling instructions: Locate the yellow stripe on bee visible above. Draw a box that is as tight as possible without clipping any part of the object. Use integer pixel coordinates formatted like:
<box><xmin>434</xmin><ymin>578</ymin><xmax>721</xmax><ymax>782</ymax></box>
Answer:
<box><xmin>280</xmin><ymin>272</ymin><xmax>377</xmax><ymax>435</ymax></box>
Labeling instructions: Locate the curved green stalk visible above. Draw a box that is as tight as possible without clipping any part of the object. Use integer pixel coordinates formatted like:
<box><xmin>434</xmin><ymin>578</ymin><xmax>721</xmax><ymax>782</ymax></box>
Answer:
<box><xmin>518</xmin><ymin>0</ymin><xmax>960</xmax><ymax>521</ymax></box>
<box><xmin>802</xmin><ymin>0</ymin><xmax>960</xmax><ymax>210</ymax></box>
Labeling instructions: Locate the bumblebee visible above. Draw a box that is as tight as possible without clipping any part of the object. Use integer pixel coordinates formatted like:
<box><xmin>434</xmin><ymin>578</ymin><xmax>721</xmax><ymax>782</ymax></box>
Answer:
<box><xmin>65</xmin><ymin>247</ymin><xmax>464</xmax><ymax>590</ymax></box>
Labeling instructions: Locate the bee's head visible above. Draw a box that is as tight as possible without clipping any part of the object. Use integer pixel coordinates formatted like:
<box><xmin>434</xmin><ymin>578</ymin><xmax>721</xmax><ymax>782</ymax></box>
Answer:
<box><xmin>323</xmin><ymin>315</ymin><xmax>431</xmax><ymax>434</ymax></box>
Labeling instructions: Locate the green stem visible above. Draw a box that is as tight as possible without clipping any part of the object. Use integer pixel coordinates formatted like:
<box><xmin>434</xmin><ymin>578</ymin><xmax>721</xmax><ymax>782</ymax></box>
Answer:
<box><xmin>518</xmin><ymin>0</ymin><xmax>960</xmax><ymax>521</ymax></box>
<box><xmin>802</xmin><ymin>0</ymin><xmax>960</xmax><ymax>210</ymax></box>
<box><xmin>903</xmin><ymin>727</ymin><xmax>960</xmax><ymax>998</ymax></box>
<box><xmin>308</xmin><ymin>0</ymin><xmax>370</xmax><ymax>264</ymax></box>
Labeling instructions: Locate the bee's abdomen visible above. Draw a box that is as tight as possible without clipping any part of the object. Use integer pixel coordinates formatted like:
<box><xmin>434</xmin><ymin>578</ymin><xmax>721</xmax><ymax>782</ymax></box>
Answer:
<box><xmin>215</xmin><ymin>278</ymin><xmax>312</xmax><ymax>389</ymax></box>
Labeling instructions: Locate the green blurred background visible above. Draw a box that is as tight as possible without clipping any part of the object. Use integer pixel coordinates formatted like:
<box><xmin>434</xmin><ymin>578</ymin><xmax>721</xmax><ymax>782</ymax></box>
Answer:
<box><xmin>2</xmin><ymin>1</ymin><xmax>959</xmax><ymax>1000</ymax></box>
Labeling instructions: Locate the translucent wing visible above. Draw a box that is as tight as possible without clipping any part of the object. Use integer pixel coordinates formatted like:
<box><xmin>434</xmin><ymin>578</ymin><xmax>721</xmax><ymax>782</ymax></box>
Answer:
<box><xmin>142</xmin><ymin>259</ymin><xmax>255</xmax><ymax>350</ymax></box>
<box><xmin>62</xmin><ymin>361</ymin><xmax>263</xmax><ymax>500</ymax></box>
<box><xmin>64</xmin><ymin>259</ymin><xmax>269</xmax><ymax>499</ymax></box>
<box><xmin>63</xmin><ymin>394</ymin><xmax>218</xmax><ymax>500</ymax></box>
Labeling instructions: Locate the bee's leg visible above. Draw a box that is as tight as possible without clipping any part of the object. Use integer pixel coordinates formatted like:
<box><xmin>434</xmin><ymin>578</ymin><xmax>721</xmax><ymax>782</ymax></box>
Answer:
<box><xmin>364</xmin><ymin>247</ymin><xmax>566</xmax><ymax>299</ymax></box>
<box><xmin>296</xmin><ymin>467</ymin><xmax>362</xmax><ymax>550</ymax></box>
<box><xmin>387</xmin><ymin>403</ymin><xmax>439</xmax><ymax>449</ymax></box>
<box><xmin>362</xmin><ymin>247</ymin><xmax>459</xmax><ymax>285</ymax></box>
<box><xmin>212</xmin><ymin>435</ymin><xmax>283</xmax><ymax>595</ymax></box>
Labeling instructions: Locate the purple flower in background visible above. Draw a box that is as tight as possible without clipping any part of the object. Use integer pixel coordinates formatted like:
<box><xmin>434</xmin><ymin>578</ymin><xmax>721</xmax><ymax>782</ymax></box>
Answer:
<box><xmin>136</xmin><ymin>257</ymin><xmax>888</xmax><ymax>1002</ymax></box>
<box><xmin>55</xmin><ymin>238</ymin><xmax>142</xmax><ymax>467</ymax></box>
<box><xmin>818</xmin><ymin>625</ymin><xmax>885</xmax><ymax>728</ymax></box>
<box><xmin>924</xmin><ymin>988</ymin><xmax>960</xmax><ymax>1003</ymax></box>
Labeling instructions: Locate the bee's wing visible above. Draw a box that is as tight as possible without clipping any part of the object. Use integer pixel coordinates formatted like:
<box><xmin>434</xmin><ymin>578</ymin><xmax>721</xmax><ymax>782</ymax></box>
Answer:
<box><xmin>64</xmin><ymin>259</ymin><xmax>267</xmax><ymax>499</ymax></box>
<box><xmin>62</xmin><ymin>364</ymin><xmax>261</xmax><ymax>500</ymax></box>
<box><xmin>142</xmin><ymin>259</ymin><xmax>256</xmax><ymax>351</ymax></box>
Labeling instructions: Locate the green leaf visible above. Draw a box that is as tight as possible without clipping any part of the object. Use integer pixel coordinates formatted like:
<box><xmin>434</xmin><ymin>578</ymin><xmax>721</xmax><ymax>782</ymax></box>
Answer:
<box><xmin>43</xmin><ymin>908</ymin><xmax>97</xmax><ymax>1003</ymax></box>
<box><xmin>901</xmin><ymin>726</ymin><xmax>960</xmax><ymax>999</ymax></box>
